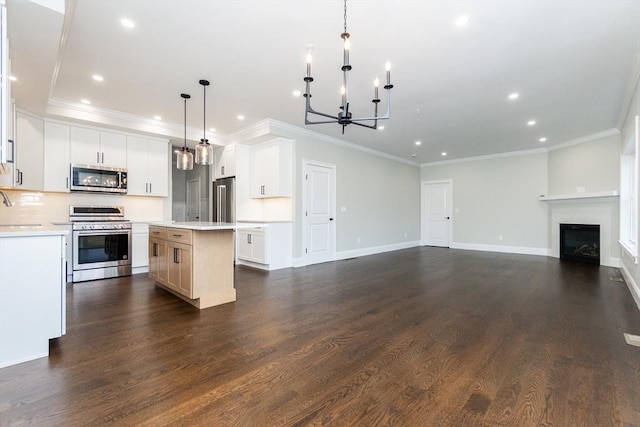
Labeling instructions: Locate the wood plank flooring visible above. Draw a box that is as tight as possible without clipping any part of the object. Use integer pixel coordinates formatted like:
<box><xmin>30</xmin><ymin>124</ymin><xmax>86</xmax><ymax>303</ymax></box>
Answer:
<box><xmin>1</xmin><ymin>247</ymin><xmax>639</xmax><ymax>426</ymax></box>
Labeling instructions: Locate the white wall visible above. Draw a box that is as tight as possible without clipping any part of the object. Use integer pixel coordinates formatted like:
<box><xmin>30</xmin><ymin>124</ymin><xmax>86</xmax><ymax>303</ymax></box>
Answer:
<box><xmin>421</xmin><ymin>152</ymin><xmax>549</xmax><ymax>253</ymax></box>
<box><xmin>548</xmin><ymin>133</ymin><xmax>620</xmax><ymax>195</ymax></box>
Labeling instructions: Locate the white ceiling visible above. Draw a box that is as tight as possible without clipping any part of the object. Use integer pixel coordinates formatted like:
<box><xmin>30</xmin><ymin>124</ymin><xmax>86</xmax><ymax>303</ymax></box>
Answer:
<box><xmin>6</xmin><ymin>0</ymin><xmax>640</xmax><ymax>164</ymax></box>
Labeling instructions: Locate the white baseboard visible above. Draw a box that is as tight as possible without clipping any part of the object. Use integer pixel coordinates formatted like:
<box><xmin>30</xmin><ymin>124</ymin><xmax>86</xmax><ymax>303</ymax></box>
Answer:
<box><xmin>335</xmin><ymin>241</ymin><xmax>421</xmax><ymax>261</ymax></box>
<box><xmin>132</xmin><ymin>266</ymin><xmax>149</xmax><ymax>275</ymax></box>
<box><xmin>236</xmin><ymin>259</ymin><xmax>269</xmax><ymax>271</ymax></box>
<box><xmin>619</xmin><ymin>263</ymin><xmax>640</xmax><ymax>311</ymax></box>
<box><xmin>450</xmin><ymin>242</ymin><xmax>548</xmax><ymax>257</ymax></box>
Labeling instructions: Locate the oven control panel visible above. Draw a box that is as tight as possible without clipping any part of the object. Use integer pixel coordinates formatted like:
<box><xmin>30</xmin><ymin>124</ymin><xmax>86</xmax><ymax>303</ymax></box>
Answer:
<box><xmin>72</xmin><ymin>222</ymin><xmax>132</xmax><ymax>231</ymax></box>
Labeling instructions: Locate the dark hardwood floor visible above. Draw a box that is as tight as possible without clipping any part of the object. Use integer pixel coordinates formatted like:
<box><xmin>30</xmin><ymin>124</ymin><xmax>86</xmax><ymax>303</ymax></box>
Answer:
<box><xmin>1</xmin><ymin>247</ymin><xmax>639</xmax><ymax>426</ymax></box>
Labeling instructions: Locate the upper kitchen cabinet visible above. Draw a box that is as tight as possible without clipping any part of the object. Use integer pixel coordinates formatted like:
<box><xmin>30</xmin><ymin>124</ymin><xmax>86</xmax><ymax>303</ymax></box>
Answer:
<box><xmin>213</xmin><ymin>144</ymin><xmax>236</xmax><ymax>179</ymax></box>
<box><xmin>0</xmin><ymin>111</ymin><xmax>44</xmax><ymax>190</ymax></box>
<box><xmin>43</xmin><ymin>121</ymin><xmax>70</xmax><ymax>192</ymax></box>
<box><xmin>250</xmin><ymin>138</ymin><xmax>292</xmax><ymax>198</ymax></box>
<box><xmin>126</xmin><ymin>136</ymin><xmax>169</xmax><ymax>197</ymax></box>
<box><xmin>70</xmin><ymin>127</ymin><xmax>127</xmax><ymax>167</ymax></box>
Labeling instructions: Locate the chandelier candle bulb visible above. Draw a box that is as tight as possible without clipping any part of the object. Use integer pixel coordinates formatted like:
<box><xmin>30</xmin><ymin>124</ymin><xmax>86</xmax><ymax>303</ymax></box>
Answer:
<box><xmin>374</xmin><ymin>78</ymin><xmax>379</xmax><ymax>99</ymax></box>
<box><xmin>306</xmin><ymin>52</ymin><xmax>312</xmax><ymax>78</ymax></box>
<box><xmin>343</xmin><ymin>39</ymin><xmax>350</xmax><ymax>66</ymax></box>
<box><xmin>385</xmin><ymin>62</ymin><xmax>391</xmax><ymax>86</ymax></box>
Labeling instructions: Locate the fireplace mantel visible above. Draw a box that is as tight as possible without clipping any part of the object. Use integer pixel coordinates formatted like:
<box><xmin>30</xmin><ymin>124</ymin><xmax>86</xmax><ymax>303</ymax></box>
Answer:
<box><xmin>539</xmin><ymin>190</ymin><xmax>619</xmax><ymax>202</ymax></box>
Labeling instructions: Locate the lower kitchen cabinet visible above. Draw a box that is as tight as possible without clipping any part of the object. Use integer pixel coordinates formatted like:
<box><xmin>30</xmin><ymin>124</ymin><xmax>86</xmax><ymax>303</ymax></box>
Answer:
<box><xmin>132</xmin><ymin>223</ymin><xmax>149</xmax><ymax>272</ymax></box>
<box><xmin>236</xmin><ymin>222</ymin><xmax>292</xmax><ymax>270</ymax></box>
<box><xmin>167</xmin><ymin>241</ymin><xmax>192</xmax><ymax>297</ymax></box>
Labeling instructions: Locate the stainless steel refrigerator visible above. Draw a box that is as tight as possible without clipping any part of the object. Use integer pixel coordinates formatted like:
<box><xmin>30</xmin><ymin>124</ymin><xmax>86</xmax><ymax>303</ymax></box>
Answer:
<box><xmin>212</xmin><ymin>177</ymin><xmax>235</xmax><ymax>223</ymax></box>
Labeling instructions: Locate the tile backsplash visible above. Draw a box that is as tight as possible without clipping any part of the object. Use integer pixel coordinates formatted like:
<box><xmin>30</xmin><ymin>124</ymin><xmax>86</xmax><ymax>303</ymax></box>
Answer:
<box><xmin>0</xmin><ymin>189</ymin><xmax>167</xmax><ymax>224</ymax></box>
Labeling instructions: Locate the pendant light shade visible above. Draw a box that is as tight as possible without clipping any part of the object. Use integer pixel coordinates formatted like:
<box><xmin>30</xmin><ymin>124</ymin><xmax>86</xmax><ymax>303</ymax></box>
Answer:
<box><xmin>195</xmin><ymin>79</ymin><xmax>214</xmax><ymax>165</ymax></box>
<box><xmin>177</xmin><ymin>93</ymin><xmax>194</xmax><ymax>170</ymax></box>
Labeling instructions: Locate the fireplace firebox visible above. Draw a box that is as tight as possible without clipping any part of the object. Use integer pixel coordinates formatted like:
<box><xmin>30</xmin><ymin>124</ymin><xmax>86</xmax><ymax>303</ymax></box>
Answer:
<box><xmin>559</xmin><ymin>223</ymin><xmax>600</xmax><ymax>264</ymax></box>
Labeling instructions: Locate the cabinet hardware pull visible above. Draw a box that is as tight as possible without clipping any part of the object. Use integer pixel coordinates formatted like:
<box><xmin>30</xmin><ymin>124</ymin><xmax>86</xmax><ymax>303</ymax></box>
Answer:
<box><xmin>173</xmin><ymin>247</ymin><xmax>179</xmax><ymax>263</ymax></box>
<box><xmin>248</xmin><ymin>234</ymin><xmax>252</xmax><ymax>244</ymax></box>
<box><xmin>153</xmin><ymin>243</ymin><xmax>157</xmax><ymax>257</ymax></box>
<box><xmin>16</xmin><ymin>169</ymin><xmax>23</xmax><ymax>185</ymax></box>
<box><xmin>101</xmin><ymin>152</ymin><xmax>104</xmax><ymax>164</ymax></box>
<box><xmin>96</xmin><ymin>152</ymin><xmax>100</xmax><ymax>163</ymax></box>
<box><xmin>66</xmin><ymin>177</ymin><xmax>69</xmax><ymax>189</ymax></box>
<box><xmin>149</xmin><ymin>183</ymin><xmax>152</xmax><ymax>193</ymax></box>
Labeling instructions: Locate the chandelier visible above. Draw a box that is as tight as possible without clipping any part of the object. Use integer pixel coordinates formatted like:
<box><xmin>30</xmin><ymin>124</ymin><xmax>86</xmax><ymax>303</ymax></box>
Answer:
<box><xmin>176</xmin><ymin>93</ymin><xmax>193</xmax><ymax>170</ymax></box>
<box><xmin>303</xmin><ymin>0</ymin><xmax>393</xmax><ymax>133</ymax></box>
<box><xmin>195</xmin><ymin>79</ymin><xmax>214</xmax><ymax>165</ymax></box>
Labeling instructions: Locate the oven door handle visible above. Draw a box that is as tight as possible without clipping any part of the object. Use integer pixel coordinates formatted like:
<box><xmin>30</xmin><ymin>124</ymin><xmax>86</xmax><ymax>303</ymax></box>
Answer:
<box><xmin>74</xmin><ymin>229</ymin><xmax>132</xmax><ymax>236</ymax></box>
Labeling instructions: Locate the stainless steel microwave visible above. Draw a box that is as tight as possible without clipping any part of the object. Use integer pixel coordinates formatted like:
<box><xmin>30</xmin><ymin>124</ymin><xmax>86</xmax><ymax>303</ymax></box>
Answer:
<box><xmin>70</xmin><ymin>164</ymin><xmax>128</xmax><ymax>193</ymax></box>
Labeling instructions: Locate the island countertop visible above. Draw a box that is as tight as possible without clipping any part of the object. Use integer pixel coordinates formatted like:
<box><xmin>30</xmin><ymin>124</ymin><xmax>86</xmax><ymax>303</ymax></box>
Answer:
<box><xmin>0</xmin><ymin>223</ymin><xmax>69</xmax><ymax>238</ymax></box>
<box><xmin>147</xmin><ymin>221</ymin><xmax>266</xmax><ymax>231</ymax></box>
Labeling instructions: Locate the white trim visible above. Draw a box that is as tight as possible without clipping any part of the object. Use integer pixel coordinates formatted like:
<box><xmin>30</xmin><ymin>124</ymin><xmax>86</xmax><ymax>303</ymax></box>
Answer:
<box><xmin>619</xmin><ymin>263</ymin><xmax>640</xmax><ymax>311</ymax></box>
<box><xmin>539</xmin><ymin>191</ymin><xmax>619</xmax><ymax>202</ymax></box>
<box><xmin>421</xmin><ymin>128</ymin><xmax>620</xmax><ymax>167</ymax></box>
<box><xmin>450</xmin><ymin>242</ymin><xmax>549</xmax><ymax>257</ymax></box>
<box><xmin>335</xmin><ymin>241</ymin><xmax>421</xmax><ymax>261</ymax></box>
<box><xmin>228</xmin><ymin>118</ymin><xmax>420</xmax><ymax>166</ymax></box>
<box><xmin>46</xmin><ymin>97</ymin><xmax>223</xmax><ymax>145</ymax></box>
<box><xmin>616</xmin><ymin>53</ymin><xmax>640</xmax><ymax>130</ymax></box>
<box><xmin>619</xmin><ymin>239</ymin><xmax>639</xmax><ymax>264</ymax></box>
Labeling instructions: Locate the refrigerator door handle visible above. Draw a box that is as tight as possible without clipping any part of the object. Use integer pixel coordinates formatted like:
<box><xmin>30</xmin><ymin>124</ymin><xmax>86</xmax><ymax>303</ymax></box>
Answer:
<box><xmin>217</xmin><ymin>184</ymin><xmax>227</xmax><ymax>223</ymax></box>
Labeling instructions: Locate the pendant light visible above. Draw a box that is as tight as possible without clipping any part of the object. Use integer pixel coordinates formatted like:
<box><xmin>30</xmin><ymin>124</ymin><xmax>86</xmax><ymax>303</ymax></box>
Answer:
<box><xmin>195</xmin><ymin>79</ymin><xmax>213</xmax><ymax>165</ymax></box>
<box><xmin>176</xmin><ymin>93</ymin><xmax>193</xmax><ymax>170</ymax></box>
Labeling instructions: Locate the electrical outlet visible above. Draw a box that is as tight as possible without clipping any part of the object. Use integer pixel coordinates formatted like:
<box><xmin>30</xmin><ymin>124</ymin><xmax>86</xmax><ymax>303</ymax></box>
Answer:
<box><xmin>499</xmin><ymin>235</ymin><xmax>504</xmax><ymax>241</ymax></box>
<box><xmin>404</xmin><ymin>232</ymin><xmax>407</xmax><ymax>238</ymax></box>
<box><xmin>357</xmin><ymin>237</ymin><xmax>361</xmax><ymax>244</ymax></box>
<box><xmin>577</xmin><ymin>186</ymin><xmax>586</xmax><ymax>193</ymax></box>
<box><xmin>341</xmin><ymin>206</ymin><xmax>347</xmax><ymax>212</ymax></box>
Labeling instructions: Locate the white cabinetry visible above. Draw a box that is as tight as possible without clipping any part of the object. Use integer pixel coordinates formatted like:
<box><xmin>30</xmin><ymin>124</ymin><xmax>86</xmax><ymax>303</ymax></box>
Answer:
<box><xmin>236</xmin><ymin>223</ymin><xmax>292</xmax><ymax>270</ymax></box>
<box><xmin>43</xmin><ymin>121</ymin><xmax>70</xmax><ymax>192</ymax></box>
<box><xmin>0</xmin><ymin>1</ymin><xmax>9</xmax><ymax>165</ymax></box>
<box><xmin>132</xmin><ymin>223</ymin><xmax>149</xmax><ymax>271</ymax></box>
<box><xmin>1</xmin><ymin>111</ymin><xmax>45</xmax><ymax>190</ymax></box>
<box><xmin>250</xmin><ymin>138</ymin><xmax>292</xmax><ymax>198</ymax></box>
<box><xmin>214</xmin><ymin>144</ymin><xmax>236</xmax><ymax>179</ymax></box>
<box><xmin>70</xmin><ymin>127</ymin><xmax>126</xmax><ymax>167</ymax></box>
<box><xmin>126</xmin><ymin>136</ymin><xmax>169</xmax><ymax>197</ymax></box>
<box><xmin>0</xmin><ymin>232</ymin><xmax>66</xmax><ymax>368</ymax></box>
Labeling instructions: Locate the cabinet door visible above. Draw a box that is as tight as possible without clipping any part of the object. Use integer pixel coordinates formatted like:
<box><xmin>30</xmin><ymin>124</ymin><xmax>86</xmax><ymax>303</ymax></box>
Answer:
<box><xmin>70</xmin><ymin>127</ymin><xmax>100</xmax><ymax>164</ymax></box>
<box><xmin>167</xmin><ymin>241</ymin><xmax>192</xmax><ymax>297</ymax></box>
<box><xmin>146</xmin><ymin>141</ymin><xmax>168</xmax><ymax>196</ymax></box>
<box><xmin>14</xmin><ymin>112</ymin><xmax>44</xmax><ymax>190</ymax></box>
<box><xmin>149</xmin><ymin>237</ymin><xmax>167</xmax><ymax>284</ymax></box>
<box><xmin>43</xmin><ymin>122</ymin><xmax>70</xmax><ymax>192</ymax></box>
<box><xmin>223</xmin><ymin>144</ymin><xmax>235</xmax><ymax>177</ymax></box>
<box><xmin>126</xmin><ymin>136</ymin><xmax>149</xmax><ymax>195</ymax></box>
<box><xmin>251</xmin><ymin>231</ymin><xmax>267</xmax><ymax>263</ymax></box>
<box><xmin>213</xmin><ymin>147</ymin><xmax>225</xmax><ymax>179</ymax></box>
<box><xmin>250</xmin><ymin>147</ymin><xmax>265</xmax><ymax>198</ymax></box>
<box><xmin>100</xmin><ymin>132</ymin><xmax>127</xmax><ymax>167</ymax></box>
<box><xmin>132</xmin><ymin>232</ymin><xmax>149</xmax><ymax>268</ymax></box>
<box><xmin>237</xmin><ymin>230</ymin><xmax>252</xmax><ymax>260</ymax></box>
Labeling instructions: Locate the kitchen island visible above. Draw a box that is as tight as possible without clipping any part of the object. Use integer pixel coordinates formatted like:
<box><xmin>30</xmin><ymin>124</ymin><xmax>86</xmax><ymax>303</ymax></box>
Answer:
<box><xmin>0</xmin><ymin>224</ymin><xmax>67</xmax><ymax>368</ymax></box>
<box><xmin>147</xmin><ymin>222</ymin><xmax>264</xmax><ymax>309</ymax></box>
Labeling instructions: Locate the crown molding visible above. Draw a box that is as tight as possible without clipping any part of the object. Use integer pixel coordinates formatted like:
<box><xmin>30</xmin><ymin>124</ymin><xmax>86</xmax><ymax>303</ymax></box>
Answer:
<box><xmin>45</xmin><ymin>97</ymin><xmax>227</xmax><ymax>146</ymax></box>
<box><xmin>422</xmin><ymin>128</ymin><xmax>621</xmax><ymax>167</ymax></box>
<box><xmin>227</xmin><ymin>118</ymin><xmax>420</xmax><ymax>166</ymax></box>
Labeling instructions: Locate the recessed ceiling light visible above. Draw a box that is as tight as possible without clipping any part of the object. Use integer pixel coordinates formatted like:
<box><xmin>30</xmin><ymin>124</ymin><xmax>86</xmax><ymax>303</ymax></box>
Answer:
<box><xmin>415</xmin><ymin>141</ymin><xmax>422</xmax><ymax>146</ymax></box>
<box><xmin>539</xmin><ymin>137</ymin><xmax>547</xmax><ymax>142</ymax></box>
<box><xmin>292</xmin><ymin>90</ymin><xmax>301</xmax><ymax>97</ymax></box>
<box><xmin>80</xmin><ymin>99</ymin><xmax>91</xmax><ymax>105</ymax></box>
<box><xmin>121</xmin><ymin>18</ymin><xmax>135</xmax><ymax>28</ymax></box>
<box><xmin>411</xmin><ymin>154</ymin><xmax>417</xmax><ymax>158</ymax></box>
<box><xmin>153</xmin><ymin>116</ymin><xmax>162</xmax><ymax>121</ymax></box>
<box><xmin>455</xmin><ymin>15</ymin><xmax>469</xmax><ymax>26</ymax></box>
<box><xmin>527</xmin><ymin>120</ymin><xmax>536</xmax><ymax>126</ymax></box>
<box><xmin>441</xmin><ymin>152</ymin><xmax>447</xmax><ymax>156</ymax></box>
<box><xmin>9</xmin><ymin>75</ymin><xmax>17</xmax><ymax>81</ymax></box>
<box><xmin>209</xmin><ymin>127</ymin><xmax>216</xmax><ymax>132</ymax></box>
<box><xmin>237</xmin><ymin>115</ymin><xmax>245</xmax><ymax>120</ymax></box>
<box><xmin>378</xmin><ymin>126</ymin><xmax>385</xmax><ymax>130</ymax></box>
<box><xmin>92</xmin><ymin>74</ymin><xmax>104</xmax><ymax>82</ymax></box>
<box><xmin>508</xmin><ymin>92</ymin><xmax>519</xmax><ymax>100</ymax></box>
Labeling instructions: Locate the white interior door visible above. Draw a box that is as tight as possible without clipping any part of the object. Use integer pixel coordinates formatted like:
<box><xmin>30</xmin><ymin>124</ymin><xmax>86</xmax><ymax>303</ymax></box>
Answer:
<box><xmin>186</xmin><ymin>178</ymin><xmax>201</xmax><ymax>221</ymax></box>
<box><xmin>422</xmin><ymin>181</ymin><xmax>452</xmax><ymax>247</ymax></box>
<box><xmin>303</xmin><ymin>161</ymin><xmax>336</xmax><ymax>265</ymax></box>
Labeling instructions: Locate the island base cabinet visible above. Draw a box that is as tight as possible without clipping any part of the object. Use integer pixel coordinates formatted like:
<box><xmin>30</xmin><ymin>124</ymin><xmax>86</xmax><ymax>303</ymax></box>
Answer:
<box><xmin>148</xmin><ymin>226</ymin><xmax>235</xmax><ymax>309</ymax></box>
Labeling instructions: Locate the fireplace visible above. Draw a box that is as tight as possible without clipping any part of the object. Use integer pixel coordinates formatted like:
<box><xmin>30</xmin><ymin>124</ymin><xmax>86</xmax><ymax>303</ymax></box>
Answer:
<box><xmin>559</xmin><ymin>224</ymin><xmax>600</xmax><ymax>264</ymax></box>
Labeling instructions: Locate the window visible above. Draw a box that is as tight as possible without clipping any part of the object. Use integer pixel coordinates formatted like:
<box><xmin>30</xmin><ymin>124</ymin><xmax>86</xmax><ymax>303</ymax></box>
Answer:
<box><xmin>620</xmin><ymin>115</ymin><xmax>639</xmax><ymax>262</ymax></box>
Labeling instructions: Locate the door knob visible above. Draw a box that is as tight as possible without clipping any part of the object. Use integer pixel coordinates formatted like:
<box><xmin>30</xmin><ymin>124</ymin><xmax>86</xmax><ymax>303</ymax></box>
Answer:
<box><xmin>446</xmin><ymin>217</ymin><xmax>450</xmax><ymax>219</ymax></box>
<box><xmin>329</xmin><ymin>218</ymin><xmax>334</xmax><ymax>221</ymax></box>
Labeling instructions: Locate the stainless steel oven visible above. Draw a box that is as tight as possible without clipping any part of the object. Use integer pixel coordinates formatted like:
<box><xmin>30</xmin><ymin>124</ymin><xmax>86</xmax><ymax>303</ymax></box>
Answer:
<box><xmin>70</xmin><ymin>206</ymin><xmax>132</xmax><ymax>282</ymax></box>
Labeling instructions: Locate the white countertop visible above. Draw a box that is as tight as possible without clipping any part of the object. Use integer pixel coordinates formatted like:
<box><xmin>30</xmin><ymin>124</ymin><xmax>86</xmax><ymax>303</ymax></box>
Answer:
<box><xmin>148</xmin><ymin>221</ymin><xmax>267</xmax><ymax>231</ymax></box>
<box><xmin>0</xmin><ymin>223</ymin><xmax>69</xmax><ymax>237</ymax></box>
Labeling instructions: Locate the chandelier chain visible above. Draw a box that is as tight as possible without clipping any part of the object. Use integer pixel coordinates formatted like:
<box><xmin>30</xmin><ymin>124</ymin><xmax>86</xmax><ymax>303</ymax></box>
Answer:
<box><xmin>343</xmin><ymin>0</ymin><xmax>348</xmax><ymax>33</ymax></box>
